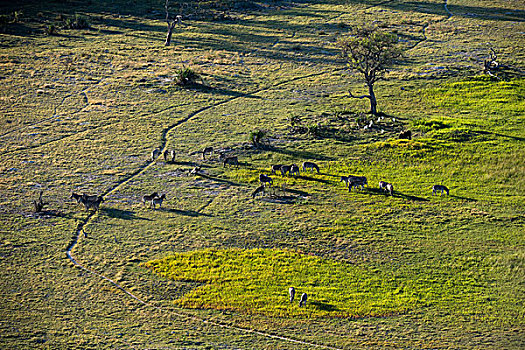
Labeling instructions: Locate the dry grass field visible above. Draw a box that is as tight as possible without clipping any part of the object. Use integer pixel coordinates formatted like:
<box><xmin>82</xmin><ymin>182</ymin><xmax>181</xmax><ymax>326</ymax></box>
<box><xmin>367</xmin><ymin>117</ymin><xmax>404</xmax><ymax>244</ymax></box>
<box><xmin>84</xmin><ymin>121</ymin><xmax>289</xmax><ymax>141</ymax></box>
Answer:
<box><xmin>0</xmin><ymin>0</ymin><xmax>524</xmax><ymax>349</ymax></box>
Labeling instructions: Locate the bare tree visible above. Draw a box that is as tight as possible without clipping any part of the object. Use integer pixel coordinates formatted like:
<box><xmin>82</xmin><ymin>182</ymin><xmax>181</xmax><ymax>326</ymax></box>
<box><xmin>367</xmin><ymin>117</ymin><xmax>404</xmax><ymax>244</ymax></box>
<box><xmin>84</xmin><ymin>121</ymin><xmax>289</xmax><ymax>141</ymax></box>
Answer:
<box><xmin>164</xmin><ymin>0</ymin><xmax>182</xmax><ymax>46</ymax></box>
<box><xmin>33</xmin><ymin>191</ymin><xmax>47</xmax><ymax>213</ymax></box>
<box><xmin>338</xmin><ymin>26</ymin><xmax>402</xmax><ymax>115</ymax></box>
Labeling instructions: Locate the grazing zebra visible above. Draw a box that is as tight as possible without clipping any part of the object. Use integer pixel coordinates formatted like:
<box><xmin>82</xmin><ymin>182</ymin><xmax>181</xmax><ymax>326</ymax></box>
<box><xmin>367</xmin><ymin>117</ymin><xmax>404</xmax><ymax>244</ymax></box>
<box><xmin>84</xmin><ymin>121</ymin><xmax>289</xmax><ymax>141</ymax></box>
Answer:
<box><xmin>223</xmin><ymin>156</ymin><xmax>239</xmax><ymax>167</ymax></box>
<box><xmin>289</xmin><ymin>287</ymin><xmax>295</xmax><ymax>303</ymax></box>
<box><xmin>280</xmin><ymin>165</ymin><xmax>292</xmax><ymax>176</ymax></box>
<box><xmin>259</xmin><ymin>174</ymin><xmax>273</xmax><ymax>186</ymax></box>
<box><xmin>202</xmin><ymin>147</ymin><xmax>213</xmax><ymax>160</ymax></box>
<box><xmin>71</xmin><ymin>192</ymin><xmax>83</xmax><ymax>205</ymax></box>
<box><xmin>80</xmin><ymin>195</ymin><xmax>104</xmax><ymax>211</ymax></box>
<box><xmin>347</xmin><ymin>176</ymin><xmax>368</xmax><ymax>191</ymax></box>
<box><xmin>432</xmin><ymin>185</ymin><xmax>449</xmax><ymax>196</ymax></box>
<box><xmin>142</xmin><ymin>192</ymin><xmax>159</xmax><ymax>207</ymax></box>
<box><xmin>251</xmin><ymin>185</ymin><xmax>265</xmax><ymax>199</ymax></box>
<box><xmin>151</xmin><ymin>194</ymin><xmax>166</xmax><ymax>209</ymax></box>
<box><xmin>385</xmin><ymin>183</ymin><xmax>394</xmax><ymax>196</ymax></box>
<box><xmin>271</xmin><ymin>164</ymin><xmax>282</xmax><ymax>174</ymax></box>
<box><xmin>151</xmin><ymin>148</ymin><xmax>161</xmax><ymax>160</ymax></box>
<box><xmin>290</xmin><ymin>164</ymin><xmax>300</xmax><ymax>176</ymax></box>
<box><xmin>399</xmin><ymin>130</ymin><xmax>412</xmax><ymax>140</ymax></box>
<box><xmin>302</xmin><ymin>161</ymin><xmax>319</xmax><ymax>173</ymax></box>
<box><xmin>299</xmin><ymin>292</ymin><xmax>307</xmax><ymax>307</ymax></box>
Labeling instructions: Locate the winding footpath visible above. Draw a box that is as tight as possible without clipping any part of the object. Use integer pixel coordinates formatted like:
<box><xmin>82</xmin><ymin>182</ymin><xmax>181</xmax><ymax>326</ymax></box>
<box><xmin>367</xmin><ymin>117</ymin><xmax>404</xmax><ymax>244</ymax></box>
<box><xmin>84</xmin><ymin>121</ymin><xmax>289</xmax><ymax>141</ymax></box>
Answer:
<box><xmin>63</xmin><ymin>1</ymin><xmax>456</xmax><ymax>347</ymax></box>
<box><xmin>66</xmin><ymin>69</ymin><xmax>345</xmax><ymax>350</ymax></box>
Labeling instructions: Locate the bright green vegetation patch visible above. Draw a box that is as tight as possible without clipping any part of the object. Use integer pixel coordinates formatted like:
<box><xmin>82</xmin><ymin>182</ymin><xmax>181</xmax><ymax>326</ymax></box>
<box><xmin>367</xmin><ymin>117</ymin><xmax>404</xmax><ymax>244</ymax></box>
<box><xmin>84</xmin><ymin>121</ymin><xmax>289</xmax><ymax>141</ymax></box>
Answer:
<box><xmin>145</xmin><ymin>249</ymin><xmax>489</xmax><ymax>318</ymax></box>
<box><xmin>426</xmin><ymin>77</ymin><xmax>525</xmax><ymax>115</ymax></box>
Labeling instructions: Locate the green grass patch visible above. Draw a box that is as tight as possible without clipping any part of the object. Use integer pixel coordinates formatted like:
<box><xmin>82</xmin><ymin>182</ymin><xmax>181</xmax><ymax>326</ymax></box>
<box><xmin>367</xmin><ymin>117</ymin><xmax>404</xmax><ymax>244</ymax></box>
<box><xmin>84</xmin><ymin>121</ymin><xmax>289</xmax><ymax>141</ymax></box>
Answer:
<box><xmin>144</xmin><ymin>248</ymin><xmax>490</xmax><ymax>318</ymax></box>
<box><xmin>425</xmin><ymin>77</ymin><xmax>525</xmax><ymax>116</ymax></box>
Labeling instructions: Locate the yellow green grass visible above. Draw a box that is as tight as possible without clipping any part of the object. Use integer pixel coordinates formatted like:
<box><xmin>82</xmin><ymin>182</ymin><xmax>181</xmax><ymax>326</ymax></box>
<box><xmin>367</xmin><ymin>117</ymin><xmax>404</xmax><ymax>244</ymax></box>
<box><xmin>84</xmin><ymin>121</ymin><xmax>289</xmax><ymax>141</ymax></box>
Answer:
<box><xmin>145</xmin><ymin>248</ymin><xmax>490</xmax><ymax>318</ymax></box>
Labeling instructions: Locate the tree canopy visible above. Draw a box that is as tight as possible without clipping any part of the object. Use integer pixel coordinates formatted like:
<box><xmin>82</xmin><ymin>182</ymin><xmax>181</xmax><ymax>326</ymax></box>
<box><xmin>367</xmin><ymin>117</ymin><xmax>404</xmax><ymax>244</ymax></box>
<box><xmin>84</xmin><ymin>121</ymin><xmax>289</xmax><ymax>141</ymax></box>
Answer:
<box><xmin>338</xmin><ymin>26</ymin><xmax>402</xmax><ymax>115</ymax></box>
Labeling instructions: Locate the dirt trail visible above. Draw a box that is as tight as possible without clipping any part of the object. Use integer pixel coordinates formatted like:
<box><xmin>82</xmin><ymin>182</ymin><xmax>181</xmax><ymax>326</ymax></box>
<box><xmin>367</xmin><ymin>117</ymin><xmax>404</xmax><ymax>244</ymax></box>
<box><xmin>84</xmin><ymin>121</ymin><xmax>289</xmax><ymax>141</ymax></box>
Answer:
<box><xmin>63</xmin><ymin>1</ymin><xmax>451</xmax><ymax>346</ymax></box>
<box><xmin>66</xmin><ymin>68</ymin><xmax>345</xmax><ymax>350</ymax></box>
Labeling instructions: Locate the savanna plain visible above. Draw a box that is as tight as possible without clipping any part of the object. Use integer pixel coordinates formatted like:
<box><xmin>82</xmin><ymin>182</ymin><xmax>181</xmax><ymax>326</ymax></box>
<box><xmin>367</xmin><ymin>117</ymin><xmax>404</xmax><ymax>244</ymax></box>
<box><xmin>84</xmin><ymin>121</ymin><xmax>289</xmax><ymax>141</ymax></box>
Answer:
<box><xmin>0</xmin><ymin>0</ymin><xmax>524</xmax><ymax>349</ymax></box>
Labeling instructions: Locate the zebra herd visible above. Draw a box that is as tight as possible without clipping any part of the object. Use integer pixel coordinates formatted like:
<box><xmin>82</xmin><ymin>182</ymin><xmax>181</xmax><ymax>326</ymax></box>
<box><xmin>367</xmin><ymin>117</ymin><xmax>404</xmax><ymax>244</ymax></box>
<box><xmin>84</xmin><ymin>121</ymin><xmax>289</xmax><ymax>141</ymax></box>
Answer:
<box><xmin>69</xmin><ymin>146</ymin><xmax>450</xmax><ymax>214</ymax></box>
<box><xmin>255</xmin><ymin>161</ymin><xmax>450</xmax><ymax>199</ymax></box>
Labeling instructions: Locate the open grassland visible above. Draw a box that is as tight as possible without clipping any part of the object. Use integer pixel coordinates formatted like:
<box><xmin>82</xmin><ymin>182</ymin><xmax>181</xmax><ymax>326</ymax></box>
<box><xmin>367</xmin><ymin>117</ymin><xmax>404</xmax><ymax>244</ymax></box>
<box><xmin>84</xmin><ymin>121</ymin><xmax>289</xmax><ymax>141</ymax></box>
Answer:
<box><xmin>1</xmin><ymin>0</ymin><xmax>524</xmax><ymax>349</ymax></box>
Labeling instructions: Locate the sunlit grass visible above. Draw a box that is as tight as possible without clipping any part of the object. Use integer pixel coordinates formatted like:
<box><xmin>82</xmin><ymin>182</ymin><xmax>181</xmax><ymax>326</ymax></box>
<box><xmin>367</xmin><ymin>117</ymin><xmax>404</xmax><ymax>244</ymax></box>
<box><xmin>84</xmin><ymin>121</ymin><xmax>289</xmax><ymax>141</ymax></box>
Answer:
<box><xmin>144</xmin><ymin>248</ymin><xmax>492</xmax><ymax>318</ymax></box>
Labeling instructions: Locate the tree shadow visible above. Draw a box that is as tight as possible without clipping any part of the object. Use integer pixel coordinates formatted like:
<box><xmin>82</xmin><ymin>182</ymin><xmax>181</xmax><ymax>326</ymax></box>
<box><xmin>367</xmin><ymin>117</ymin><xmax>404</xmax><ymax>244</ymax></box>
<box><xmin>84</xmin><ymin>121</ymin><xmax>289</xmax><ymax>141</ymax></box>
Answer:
<box><xmin>101</xmin><ymin>208</ymin><xmax>152</xmax><ymax>221</ymax></box>
<box><xmin>472</xmin><ymin>130</ymin><xmax>525</xmax><ymax>142</ymax></box>
<box><xmin>162</xmin><ymin>208</ymin><xmax>212</xmax><ymax>217</ymax></box>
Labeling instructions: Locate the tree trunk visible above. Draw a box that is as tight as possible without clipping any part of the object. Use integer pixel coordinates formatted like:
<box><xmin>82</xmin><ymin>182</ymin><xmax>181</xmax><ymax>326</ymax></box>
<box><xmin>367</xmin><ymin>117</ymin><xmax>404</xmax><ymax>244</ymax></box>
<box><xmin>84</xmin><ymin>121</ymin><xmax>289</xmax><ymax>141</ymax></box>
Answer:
<box><xmin>164</xmin><ymin>24</ymin><xmax>174</xmax><ymax>46</ymax></box>
<box><xmin>368</xmin><ymin>83</ymin><xmax>378</xmax><ymax>115</ymax></box>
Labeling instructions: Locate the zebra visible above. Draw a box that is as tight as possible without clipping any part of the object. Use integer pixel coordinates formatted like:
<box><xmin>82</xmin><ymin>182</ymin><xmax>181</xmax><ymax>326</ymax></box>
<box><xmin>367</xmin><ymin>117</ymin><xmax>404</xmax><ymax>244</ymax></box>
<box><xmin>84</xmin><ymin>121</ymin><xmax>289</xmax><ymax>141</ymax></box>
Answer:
<box><xmin>151</xmin><ymin>148</ymin><xmax>161</xmax><ymax>161</ymax></box>
<box><xmin>251</xmin><ymin>185</ymin><xmax>265</xmax><ymax>199</ymax></box>
<box><xmin>259</xmin><ymin>174</ymin><xmax>273</xmax><ymax>187</ymax></box>
<box><xmin>289</xmin><ymin>287</ymin><xmax>295</xmax><ymax>303</ymax></box>
<box><xmin>299</xmin><ymin>292</ymin><xmax>307</xmax><ymax>307</ymax></box>
<box><xmin>271</xmin><ymin>164</ymin><xmax>282</xmax><ymax>174</ymax></box>
<box><xmin>280</xmin><ymin>165</ymin><xmax>292</xmax><ymax>176</ymax></box>
<box><xmin>290</xmin><ymin>164</ymin><xmax>300</xmax><ymax>176</ymax></box>
<box><xmin>142</xmin><ymin>192</ymin><xmax>159</xmax><ymax>207</ymax></box>
<box><xmin>152</xmin><ymin>194</ymin><xmax>166</xmax><ymax>209</ymax></box>
<box><xmin>432</xmin><ymin>185</ymin><xmax>449</xmax><ymax>196</ymax></box>
<box><xmin>302</xmin><ymin>161</ymin><xmax>319</xmax><ymax>173</ymax></box>
<box><xmin>202</xmin><ymin>147</ymin><xmax>213</xmax><ymax>160</ymax></box>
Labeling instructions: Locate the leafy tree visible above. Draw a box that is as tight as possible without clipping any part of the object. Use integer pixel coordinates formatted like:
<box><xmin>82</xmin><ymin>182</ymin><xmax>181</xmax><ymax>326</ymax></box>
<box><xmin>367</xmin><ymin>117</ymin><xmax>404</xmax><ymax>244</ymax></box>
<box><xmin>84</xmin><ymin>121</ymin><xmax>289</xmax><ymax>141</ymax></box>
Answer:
<box><xmin>338</xmin><ymin>26</ymin><xmax>402</xmax><ymax>115</ymax></box>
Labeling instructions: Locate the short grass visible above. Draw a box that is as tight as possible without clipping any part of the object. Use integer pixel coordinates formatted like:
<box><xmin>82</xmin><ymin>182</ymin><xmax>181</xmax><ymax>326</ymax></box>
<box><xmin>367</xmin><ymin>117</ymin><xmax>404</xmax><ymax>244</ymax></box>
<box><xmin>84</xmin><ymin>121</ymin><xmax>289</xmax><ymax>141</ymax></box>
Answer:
<box><xmin>1</xmin><ymin>0</ymin><xmax>524</xmax><ymax>349</ymax></box>
<box><xmin>144</xmin><ymin>248</ymin><xmax>492</xmax><ymax>319</ymax></box>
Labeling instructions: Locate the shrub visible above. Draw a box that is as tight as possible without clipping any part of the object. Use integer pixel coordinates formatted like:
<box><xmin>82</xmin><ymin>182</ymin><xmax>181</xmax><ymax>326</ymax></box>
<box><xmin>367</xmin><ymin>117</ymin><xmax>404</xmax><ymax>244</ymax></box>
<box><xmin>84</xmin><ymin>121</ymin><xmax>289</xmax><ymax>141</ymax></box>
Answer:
<box><xmin>249</xmin><ymin>129</ymin><xmax>268</xmax><ymax>147</ymax></box>
<box><xmin>44</xmin><ymin>24</ymin><xmax>59</xmax><ymax>36</ymax></box>
<box><xmin>174</xmin><ymin>66</ymin><xmax>202</xmax><ymax>86</ymax></box>
<box><xmin>62</xmin><ymin>14</ymin><xmax>90</xmax><ymax>29</ymax></box>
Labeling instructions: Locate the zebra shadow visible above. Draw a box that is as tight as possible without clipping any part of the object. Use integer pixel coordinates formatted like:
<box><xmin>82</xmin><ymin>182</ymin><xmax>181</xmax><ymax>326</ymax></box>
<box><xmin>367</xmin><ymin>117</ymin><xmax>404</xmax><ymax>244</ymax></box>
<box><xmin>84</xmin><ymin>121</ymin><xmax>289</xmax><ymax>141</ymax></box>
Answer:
<box><xmin>196</xmin><ymin>173</ymin><xmax>244</xmax><ymax>187</ymax></box>
<box><xmin>310</xmin><ymin>300</ymin><xmax>339</xmax><ymax>312</ymax></box>
<box><xmin>162</xmin><ymin>208</ymin><xmax>212</xmax><ymax>217</ymax></box>
<box><xmin>294</xmin><ymin>175</ymin><xmax>332</xmax><ymax>184</ymax></box>
<box><xmin>393</xmin><ymin>192</ymin><xmax>429</xmax><ymax>202</ymax></box>
<box><xmin>101</xmin><ymin>208</ymin><xmax>153</xmax><ymax>221</ymax></box>
<box><xmin>449</xmin><ymin>195</ymin><xmax>477</xmax><ymax>202</ymax></box>
<box><xmin>284</xmin><ymin>188</ymin><xmax>310</xmax><ymax>197</ymax></box>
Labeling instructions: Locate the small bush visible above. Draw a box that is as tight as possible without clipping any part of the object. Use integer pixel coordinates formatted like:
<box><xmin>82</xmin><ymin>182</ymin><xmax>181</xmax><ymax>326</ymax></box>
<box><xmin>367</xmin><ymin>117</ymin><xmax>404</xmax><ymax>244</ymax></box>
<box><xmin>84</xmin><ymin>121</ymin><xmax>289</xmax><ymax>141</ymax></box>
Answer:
<box><xmin>249</xmin><ymin>129</ymin><xmax>267</xmax><ymax>147</ymax></box>
<box><xmin>62</xmin><ymin>14</ymin><xmax>90</xmax><ymax>29</ymax></box>
<box><xmin>307</xmin><ymin>123</ymin><xmax>321</xmax><ymax>138</ymax></box>
<box><xmin>44</xmin><ymin>24</ymin><xmax>59</xmax><ymax>36</ymax></box>
<box><xmin>174</xmin><ymin>67</ymin><xmax>202</xmax><ymax>86</ymax></box>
